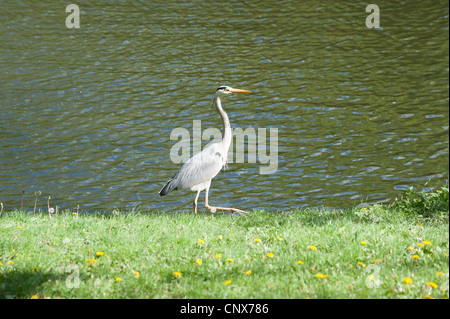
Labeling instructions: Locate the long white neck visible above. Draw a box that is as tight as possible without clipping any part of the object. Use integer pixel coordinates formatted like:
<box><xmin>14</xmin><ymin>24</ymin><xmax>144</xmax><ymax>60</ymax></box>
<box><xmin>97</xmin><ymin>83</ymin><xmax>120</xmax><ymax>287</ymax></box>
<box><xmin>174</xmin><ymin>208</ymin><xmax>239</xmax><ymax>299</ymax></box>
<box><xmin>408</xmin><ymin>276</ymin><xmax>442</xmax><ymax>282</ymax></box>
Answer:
<box><xmin>214</xmin><ymin>94</ymin><xmax>232</xmax><ymax>152</ymax></box>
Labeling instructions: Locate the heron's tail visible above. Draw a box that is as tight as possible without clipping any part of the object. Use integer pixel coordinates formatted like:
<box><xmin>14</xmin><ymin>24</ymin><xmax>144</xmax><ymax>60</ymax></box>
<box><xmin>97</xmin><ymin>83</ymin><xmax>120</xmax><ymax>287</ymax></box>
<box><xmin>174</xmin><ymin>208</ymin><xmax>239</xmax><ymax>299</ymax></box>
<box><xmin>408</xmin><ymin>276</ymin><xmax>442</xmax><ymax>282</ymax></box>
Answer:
<box><xmin>159</xmin><ymin>179</ymin><xmax>177</xmax><ymax>196</ymax></box>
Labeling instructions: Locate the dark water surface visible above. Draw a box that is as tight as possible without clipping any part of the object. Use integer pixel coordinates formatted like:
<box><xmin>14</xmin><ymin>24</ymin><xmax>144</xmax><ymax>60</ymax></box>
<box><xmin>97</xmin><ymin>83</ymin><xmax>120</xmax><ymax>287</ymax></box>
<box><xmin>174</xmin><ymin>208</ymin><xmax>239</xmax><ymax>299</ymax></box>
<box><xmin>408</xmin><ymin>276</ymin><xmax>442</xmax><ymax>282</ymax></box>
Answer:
<box><xmin>1</xmin><ymin>1</ymin><xmax>448</xmax><ymax>212</ymax></box>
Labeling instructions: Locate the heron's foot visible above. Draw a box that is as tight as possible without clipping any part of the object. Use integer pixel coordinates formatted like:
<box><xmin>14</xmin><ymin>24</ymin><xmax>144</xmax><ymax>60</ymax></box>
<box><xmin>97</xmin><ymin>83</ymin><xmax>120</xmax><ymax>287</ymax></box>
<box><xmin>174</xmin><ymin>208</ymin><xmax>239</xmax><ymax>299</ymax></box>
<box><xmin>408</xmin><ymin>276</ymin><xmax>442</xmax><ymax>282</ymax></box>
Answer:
<box><xmin>205</xmin><ymin>204</ymin><xmax>248</xmax><ymax>215</ymax></box>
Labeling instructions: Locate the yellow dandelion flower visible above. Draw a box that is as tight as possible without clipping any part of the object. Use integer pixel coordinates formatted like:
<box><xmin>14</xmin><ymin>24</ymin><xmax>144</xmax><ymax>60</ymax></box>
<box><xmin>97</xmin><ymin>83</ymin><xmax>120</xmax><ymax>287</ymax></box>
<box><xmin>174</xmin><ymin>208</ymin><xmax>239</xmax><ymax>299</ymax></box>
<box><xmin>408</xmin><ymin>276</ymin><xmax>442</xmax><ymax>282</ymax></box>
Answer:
<box><xmin>412</xmin><ymin>255</ymin><xmax>419</xmax><ymax>259</ymax></box>
<box><xmin>96</xmin><ymin>251</ymin><xmax>104</xmax><ymax>256</ymax></box>
<box><xmin>267</xmin><ymin>252</ymin><xmax>274</xmax><ymax>258</ymax></box>
<box><xmin>8</xmin><ymin>261</ymin><xmax>14</xmax><ymax>265</ymax></box>
<box><xmin>368</xmin><ymin>275</ymin><xmax>375</xmax><ymax>281</ymax></box>
<box><xmin>198</xmin><ymin>239</ymin><xmax>204</xmax><ymax>244</ymax></box>
<box><xmin>216</xmin><ymin>254</ymin><xmax>221</xmax><ymax>258</ymax></box>
<box><xmin>195</xmin><ymin>259</ymin><xmax>202</xmax><ymax>265</ymax></box>
<box><xmin>425</xmin><ymin>282</ymin><xmax>438</xmax><ymax>289</ymax></box>
<box><xmin>33</xmin><ymin>267</ymin><xmax>39</xmax><ymax>270</ymax></box>
<box><xmin>226</xmin><ymin>258</ymin><xmax>234</xmax><ymax>262</ymax></box>
<box><xmin>86</xmin><ymin>259</ymin><xmax>97</xmax><ymax>263</ymax></box>
<box><xmin>444</xmin><ymin>253</ymin><xmax>449</xmax><ymax>257</ymax></box>
<box><xmin>437</xmin><ymin>272</ymin><xmax>444</xmax><ymax>276</ymax></box>
<box><xmin>87</xmin><ymin>249</ymin><xmax>91</xmax><ymax>253</ymax></box>
<box><xmin>360</xmin><ymin>241</ymin><xmax>367</xmax><ymax>245</ymax></box>
<box><xmin>0</xmin><ymin>262</ymin><xmax>2</xmax><ymax>266</ymax></box>
<box><xmin>174</xmin><ymin>272</ymin><xmax>181</xmax><ymax>277</ymax></box>
<box><xmin>424</xmin><ymin>295</ymin><xmax>433</xmax><ymax>299</ymax></box>
<box><xmin>296</xmin><ymin>261</ymin><xmax>304</xmax><ymax>265</ymax></box>
<box><xmin>403</xmin><ymin>277</ymin><xmax>413</xmax><ymax>284</ymax></box>
<box><xmin>278</xmin><ymin>236</ymin><xmax>283</xmax><ymax>241</ymax></box>
<box><xmin>30</xmin><ymin>294</ymin><xmax>39</xmax><ymax>299</ymax></box>
<box><xmin>418</xmin><ymin>243</ymin><xmax>424</xmax><ymax>247</ymax></box>
<box><xmin>408</xmin><ymin>246</ymin><xmax>414</xmax><ymax>251</ymax></box>
<box><xmin>218</xmin><ymin>235</ymin><xmax>223</xmax><ymax>240</ymax></box>
<box><xmin>225</xmin><ymin>280</ymin><xmax>232</xmax><ymax>285</ymax></box>
<box><xmin>17</xmin><ymin>226</ymin><xmax>22</xmax><ymax>229</ymax></box>
<box><xmin>423</xmin><ymin>240</ymin><xmax>432</xmax><ymax>245</ymax></box>
<box><xmin>254</xmin><ymin>238</ymin><xmax>261</xmax><ymax>243</ymax></box>
<box><xmin>115</xmin><ymin>277</ymin><xmax>122</xmax><ymax>282</ymax></box>
<box><xmin>315</xmin><ymin>273</ymin><xmax>327</xmax><ymax>279</ymax></box>
<box><xmin>134</xmin><ymin>271</ymin><xmax>140</xmax><ymax>278</ymax></box>
<box><xmin>244</xmin><ymin>270</ymin><xmax>252</xmax><ymax>275</ymax></box>
<box><xmin>357</xmin><ymin>262</ymin><xmax>366</xmax><ymax>267</ymax></box>
<box><xmin>308</xmin><ymin>245</ymin><xmax>317</xmax><ymax>251</ymax></box>
<box><xmin>371</xmin><ymin>259</ymin><xmax>381</xmax><ymax>264</ymax></box>
<box><xmin>436</xmin><ymin>190</ymin><xmax>442</xmax><ymax>193</ymax></box>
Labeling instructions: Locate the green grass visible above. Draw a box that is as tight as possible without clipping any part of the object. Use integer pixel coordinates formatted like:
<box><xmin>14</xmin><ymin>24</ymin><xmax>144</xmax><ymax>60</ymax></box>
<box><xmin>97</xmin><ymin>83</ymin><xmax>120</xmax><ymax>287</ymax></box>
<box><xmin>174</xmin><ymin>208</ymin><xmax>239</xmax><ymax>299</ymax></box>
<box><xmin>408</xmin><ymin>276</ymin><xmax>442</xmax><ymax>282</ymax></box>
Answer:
<box><xmin>0</xmin><ymin>186</ymin><xmax>448</xmax><ymax>299</ymax></box>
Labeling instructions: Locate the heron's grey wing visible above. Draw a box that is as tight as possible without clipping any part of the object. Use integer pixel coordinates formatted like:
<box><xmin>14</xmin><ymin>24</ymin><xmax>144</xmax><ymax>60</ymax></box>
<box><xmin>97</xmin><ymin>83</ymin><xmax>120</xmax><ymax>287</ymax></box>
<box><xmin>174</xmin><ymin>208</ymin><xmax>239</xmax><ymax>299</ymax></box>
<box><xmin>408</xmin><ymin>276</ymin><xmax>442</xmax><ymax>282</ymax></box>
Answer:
<box><xmin>159</xmin><ymin>143</ymin><xmax>225</xmax><ymax>196</ymax></box>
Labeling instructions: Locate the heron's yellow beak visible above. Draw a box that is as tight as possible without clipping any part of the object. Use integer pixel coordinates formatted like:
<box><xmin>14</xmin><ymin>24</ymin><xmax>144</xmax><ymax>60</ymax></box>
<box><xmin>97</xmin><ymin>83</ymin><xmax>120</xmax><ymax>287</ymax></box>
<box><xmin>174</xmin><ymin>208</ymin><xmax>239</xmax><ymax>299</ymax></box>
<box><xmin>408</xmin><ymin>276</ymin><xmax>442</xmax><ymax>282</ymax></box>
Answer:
<box><xmin>229</xmin><ymin>88</ymin><xmax>251</xmax><ymax>94</ymax></box>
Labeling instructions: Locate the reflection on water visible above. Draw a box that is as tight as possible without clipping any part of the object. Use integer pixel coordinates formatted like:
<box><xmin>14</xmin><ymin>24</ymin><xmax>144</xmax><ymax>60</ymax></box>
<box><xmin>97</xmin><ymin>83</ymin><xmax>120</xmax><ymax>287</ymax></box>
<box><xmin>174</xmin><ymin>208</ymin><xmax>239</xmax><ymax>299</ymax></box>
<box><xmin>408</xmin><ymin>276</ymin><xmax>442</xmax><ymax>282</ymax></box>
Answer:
<box><xmin>0</xmin><ymin>1</ymin><xmax>448</xmax><ymax>212</ymax></box>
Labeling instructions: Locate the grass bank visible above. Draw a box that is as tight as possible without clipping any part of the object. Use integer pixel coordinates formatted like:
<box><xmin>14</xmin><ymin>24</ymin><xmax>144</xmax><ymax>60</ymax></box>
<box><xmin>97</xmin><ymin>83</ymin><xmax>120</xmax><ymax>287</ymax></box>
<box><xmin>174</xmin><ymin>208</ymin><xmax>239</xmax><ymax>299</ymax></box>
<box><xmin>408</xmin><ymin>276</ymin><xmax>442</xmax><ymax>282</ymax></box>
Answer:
<box><xmin>0</xmin><ymin>187</ymin><xmax>448</xmax><ymax>299</ymax></box>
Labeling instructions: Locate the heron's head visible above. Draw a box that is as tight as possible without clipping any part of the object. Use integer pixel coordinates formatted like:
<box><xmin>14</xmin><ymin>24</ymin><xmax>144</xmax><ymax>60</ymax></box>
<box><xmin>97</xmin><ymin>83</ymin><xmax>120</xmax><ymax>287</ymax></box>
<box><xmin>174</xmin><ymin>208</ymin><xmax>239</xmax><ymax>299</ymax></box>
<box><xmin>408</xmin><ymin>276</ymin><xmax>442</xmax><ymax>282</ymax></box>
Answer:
<box><xmin>216</xmin><ymin>86</ymin><xmax>251</xmax><ymax>96</ymax></box>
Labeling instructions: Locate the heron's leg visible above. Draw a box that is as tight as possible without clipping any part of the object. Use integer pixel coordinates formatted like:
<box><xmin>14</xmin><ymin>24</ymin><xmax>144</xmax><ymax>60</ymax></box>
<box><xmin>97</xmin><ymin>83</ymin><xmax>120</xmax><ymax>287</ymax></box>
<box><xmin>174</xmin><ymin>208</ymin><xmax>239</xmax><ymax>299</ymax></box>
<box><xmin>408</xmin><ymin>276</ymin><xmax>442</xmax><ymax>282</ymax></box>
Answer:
<box><xmin>204</xmin><ymin>187</ymin><xmax>248</xmax><ymax>215</ymax></box>
<box><xmin>193</xmin><ymin>190</ymin><xmax>201</xmax><ymax>214</ymax></box>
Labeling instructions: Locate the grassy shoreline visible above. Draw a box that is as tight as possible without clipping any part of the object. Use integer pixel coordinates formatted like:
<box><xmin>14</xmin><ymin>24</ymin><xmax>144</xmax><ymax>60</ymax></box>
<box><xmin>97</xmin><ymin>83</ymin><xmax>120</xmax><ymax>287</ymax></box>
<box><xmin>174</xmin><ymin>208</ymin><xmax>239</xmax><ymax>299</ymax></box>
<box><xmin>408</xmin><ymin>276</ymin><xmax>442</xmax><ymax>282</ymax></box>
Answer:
<box><xmin>0</xmin><ymin>187</ymin><xmax>448</xmax><ymax>299</ymax></box>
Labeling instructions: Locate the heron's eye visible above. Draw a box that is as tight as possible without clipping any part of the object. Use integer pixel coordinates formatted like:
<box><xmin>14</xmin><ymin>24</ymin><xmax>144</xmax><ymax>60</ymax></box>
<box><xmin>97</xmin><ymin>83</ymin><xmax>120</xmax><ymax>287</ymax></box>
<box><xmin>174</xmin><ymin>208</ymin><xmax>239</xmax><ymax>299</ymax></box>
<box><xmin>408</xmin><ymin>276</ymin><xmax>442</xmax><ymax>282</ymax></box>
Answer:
<box><xmin>216</xmin><ymin>86</ymin><xmax>228</xmax><ymax>92</ymax></box>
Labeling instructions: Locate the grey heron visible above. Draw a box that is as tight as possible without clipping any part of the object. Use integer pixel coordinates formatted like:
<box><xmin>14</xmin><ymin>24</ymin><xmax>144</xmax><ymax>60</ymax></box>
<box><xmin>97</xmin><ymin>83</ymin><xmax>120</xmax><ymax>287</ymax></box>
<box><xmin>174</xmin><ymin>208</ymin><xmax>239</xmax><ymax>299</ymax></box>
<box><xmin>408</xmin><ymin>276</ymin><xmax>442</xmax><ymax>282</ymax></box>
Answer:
<box><xmin>159</xmin><ymin>86</ymin><xmax>251</xmax><ymax>214</ymax></box>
